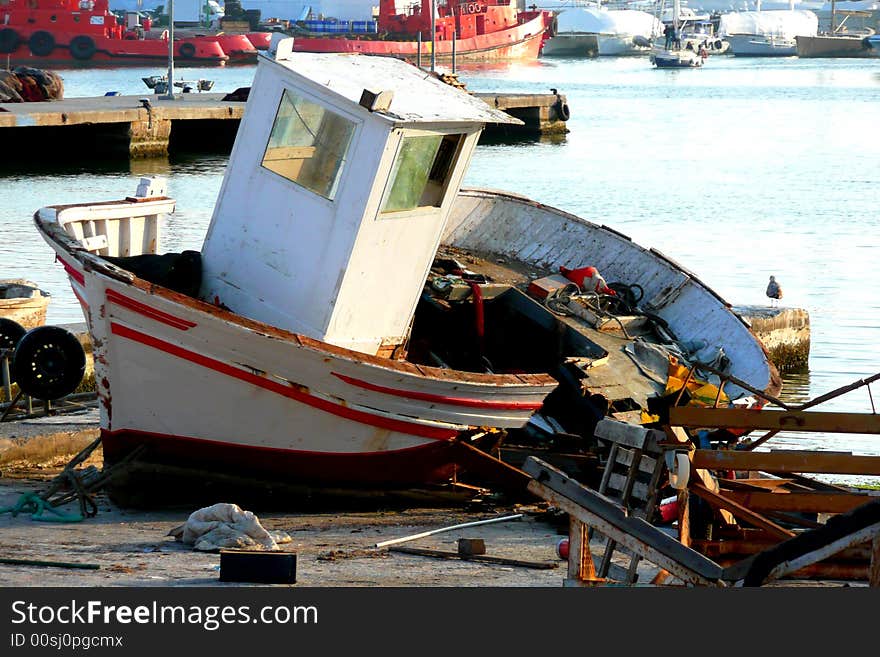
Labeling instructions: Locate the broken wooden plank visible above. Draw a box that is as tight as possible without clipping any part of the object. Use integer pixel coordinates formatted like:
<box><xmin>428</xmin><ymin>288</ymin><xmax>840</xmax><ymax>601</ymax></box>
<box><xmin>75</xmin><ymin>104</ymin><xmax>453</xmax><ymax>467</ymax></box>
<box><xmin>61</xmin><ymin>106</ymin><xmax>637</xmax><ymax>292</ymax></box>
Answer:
<box><xmin>695</xmin><ymin>538</ymin><xmax>873</xmax><ymax>561</ymax></box>
<box><xmin>692</xmin><ymin>450</ymin><xmax>880</xmax><ymax>476</ymax></box>
<box><xmin>717</xmin><ymin>477</ymin><xmax>795</xmax><ymax>491</ymax></box>
<box><xmin>670</xmin><ymin>407</ymin><xmax>880</xmax><ymax>434</ymax></box>
<box><xmin>389</xmin><ymin>546</ymin><xmax>558</xmax><ymax>570</ymax></box>
<box><xmin>763</xmin><ymin>521</ymin><xmax>880</xmax><ymax>585</ymax></box>
<box><xmin>689</xmin><ymin>481</ymin><xmax>795</xmax><ymax>540</ymax></box>
<box><xmin>721</xmin><ymin>490</ymin><xmax>878</xmax><ymax>515</ymax></box>
<box><xmin>523</xmin><ymin>456</ymin><xmax>725</xmax><ymax>586</ymax></box>
<box><xmin>594</xmin><ymin>418</ymin><xmax>661</xmax><ymax>451</ymax></box>
<box><xmin>730</xmin><ymin>496</ymin><xmax>880</xmax><ymax>586</ymax></box>
<box><xmin>528</xmin><ymin>479</ymin><xmax>723</xmax><ymax>586</ymax></box>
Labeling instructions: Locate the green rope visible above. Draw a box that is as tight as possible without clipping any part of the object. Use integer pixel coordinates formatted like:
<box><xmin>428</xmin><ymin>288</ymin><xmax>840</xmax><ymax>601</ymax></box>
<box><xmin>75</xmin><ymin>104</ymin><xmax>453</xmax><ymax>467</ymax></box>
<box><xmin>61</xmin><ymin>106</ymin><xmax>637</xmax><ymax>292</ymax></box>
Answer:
<box><xmin>0</xmin><ymin>492</ymin><xmax>84</xmax><ymax>523</ymax></box>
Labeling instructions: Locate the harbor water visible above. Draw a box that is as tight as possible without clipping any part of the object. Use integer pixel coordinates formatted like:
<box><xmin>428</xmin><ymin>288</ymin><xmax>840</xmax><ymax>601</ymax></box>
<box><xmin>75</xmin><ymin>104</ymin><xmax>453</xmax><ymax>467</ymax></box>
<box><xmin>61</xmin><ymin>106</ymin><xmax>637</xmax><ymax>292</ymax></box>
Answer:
<box><xmin>2</xmin><ymin>54</ymin><xmax>880</xmax><ymax>473</ymax></box>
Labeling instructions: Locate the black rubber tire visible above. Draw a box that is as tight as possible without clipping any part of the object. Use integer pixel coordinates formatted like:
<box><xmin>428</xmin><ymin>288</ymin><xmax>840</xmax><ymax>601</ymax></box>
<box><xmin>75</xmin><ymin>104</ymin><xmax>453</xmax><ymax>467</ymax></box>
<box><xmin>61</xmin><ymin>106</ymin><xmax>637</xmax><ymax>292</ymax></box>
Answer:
<box><xmin>0</xmin><ymin>318</ymin><xmax>27</xmax><ymax>355</ymax></box>
<box><xmin>179</xmin><ymin>42</ymin><xmax>197</xmax><ymax>58</ymax></box>
<box><xmin>69</xmin><ymin>34</ymin><xmax>96</xmax><ymax>60</ymax></box>
<box><xmin>0</xmin><ymin>28</ymin><xmax>21</xmax><ymax>54</ymax></box>
<box><xmin>555</xmin><ymin>100</ymin><xmax>571</xmax><ymax>122</ymax></box>
<box><xmin>12</xmin><ymin>326</ymin><xmax>86</xmax><ymax>401</ymax></box>
<box><xmin>28</xmin><ymin>30</ymin><xmax>56</xmax><ymax>57</ymax></box>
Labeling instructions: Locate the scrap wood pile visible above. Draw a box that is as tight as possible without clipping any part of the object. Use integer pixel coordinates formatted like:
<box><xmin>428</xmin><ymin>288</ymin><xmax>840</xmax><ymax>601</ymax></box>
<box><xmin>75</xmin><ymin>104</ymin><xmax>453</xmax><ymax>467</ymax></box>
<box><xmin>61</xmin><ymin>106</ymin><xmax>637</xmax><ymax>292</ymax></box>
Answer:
<box><xmin>0</xmin><ymin>67</ymin><xmax>64</xmax><ymax>103</ymax></box>
<box><xmin>522</xmin><ymin>372</ymin><xmax>880</xmax><ymax>586</ymax></box>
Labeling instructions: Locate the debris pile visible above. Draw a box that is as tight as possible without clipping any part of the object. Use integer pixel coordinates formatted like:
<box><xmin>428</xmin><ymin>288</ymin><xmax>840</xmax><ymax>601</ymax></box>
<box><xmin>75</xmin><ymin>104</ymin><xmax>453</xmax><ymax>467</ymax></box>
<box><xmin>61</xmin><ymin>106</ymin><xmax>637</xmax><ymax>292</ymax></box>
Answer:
<box><xmin>0</xmin><ymin>67</ymin><xmax>64</xmax><ymax>103</ymax></box>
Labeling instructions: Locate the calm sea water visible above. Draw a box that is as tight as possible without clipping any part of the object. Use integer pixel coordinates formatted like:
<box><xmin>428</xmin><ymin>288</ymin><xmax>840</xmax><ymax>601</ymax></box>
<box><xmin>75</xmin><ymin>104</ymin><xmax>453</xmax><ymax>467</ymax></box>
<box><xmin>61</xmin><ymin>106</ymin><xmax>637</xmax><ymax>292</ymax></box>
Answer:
<box><xmin>2</xmin><ymin>55</ymin><xmax>880</xmax><ymax>474</ymax></box>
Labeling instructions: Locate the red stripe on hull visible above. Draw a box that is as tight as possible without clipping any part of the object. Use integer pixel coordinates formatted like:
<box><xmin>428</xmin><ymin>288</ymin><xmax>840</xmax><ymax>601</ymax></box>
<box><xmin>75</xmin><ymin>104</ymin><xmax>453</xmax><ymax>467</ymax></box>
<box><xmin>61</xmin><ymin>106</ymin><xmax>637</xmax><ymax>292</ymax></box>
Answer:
<box><xmin>56</xmin><ymin>255</ymin><xmax>84</xmax><ymax>285</ymax></box>
<box><xmin>102</xmin><ymin>428</ymin><xmax>459</xmax><ymax>486</ymax></box>
<box><xmin>332</xmin><ymin>372</ymin><xmax>545</xmax><ymax>411</ymax></box>
<box><xmin>106</xmin><ymin>289</ymin><xmax>197</xmax><ymax>330</ymax></box>
<box><xmin>110</xmin><ymin>322</ymin><xmax>460</xmax><ymax>441</ymax></box>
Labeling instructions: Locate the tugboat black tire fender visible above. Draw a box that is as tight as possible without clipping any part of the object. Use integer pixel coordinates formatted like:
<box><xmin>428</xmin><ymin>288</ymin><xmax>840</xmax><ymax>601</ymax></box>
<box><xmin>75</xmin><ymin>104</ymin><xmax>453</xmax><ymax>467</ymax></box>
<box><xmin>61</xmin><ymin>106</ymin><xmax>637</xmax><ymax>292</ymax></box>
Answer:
<box><xmin>28</xmin><ymin>30</ymin><xmax>56</xmax><ymax>57</ymax></box>
<box><xmin>12</xmin><ymin>325</ymin><xmax>86</xmax><ymax>401</ymax></box>
<box><xmin>179</xmin><ymin>42</ymin><xmax>197</xmax><ymax>58</ymax></box>
<box><xmin>0</xmin><ymin>28</ymin><xmax>21</xmax><ymax>54</ymax></box>
<box><xmin>555</xmin><ymin>98</ymin><xmax>570</xmax><ymax>122</ymax></box>
<box><xmin>69</xmin><ymin>35</ymin><xmax>97</xmax><ymax>60</ymax></box>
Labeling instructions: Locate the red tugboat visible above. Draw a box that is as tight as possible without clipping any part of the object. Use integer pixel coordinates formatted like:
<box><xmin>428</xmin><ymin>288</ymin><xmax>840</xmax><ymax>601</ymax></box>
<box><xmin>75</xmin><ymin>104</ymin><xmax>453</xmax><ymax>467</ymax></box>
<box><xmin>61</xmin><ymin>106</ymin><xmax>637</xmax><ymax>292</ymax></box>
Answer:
<box><xmin>0</xmin><ymin>0</ymin><xmax>257</xmax><ymax>66</ymax></box>
<box><xmin>292</xmin><ymin>0</ymin><xmax>554</xmax><ymax>62</ymax></box>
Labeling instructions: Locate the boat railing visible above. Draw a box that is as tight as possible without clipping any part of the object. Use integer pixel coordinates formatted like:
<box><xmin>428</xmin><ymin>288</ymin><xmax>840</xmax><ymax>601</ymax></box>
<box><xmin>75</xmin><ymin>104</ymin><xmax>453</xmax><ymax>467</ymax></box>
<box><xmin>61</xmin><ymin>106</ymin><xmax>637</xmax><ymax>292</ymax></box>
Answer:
<box><xmin>37</xmin><ymin>196</ymin><xmax>174</xmax><ymax>259</ymax></box>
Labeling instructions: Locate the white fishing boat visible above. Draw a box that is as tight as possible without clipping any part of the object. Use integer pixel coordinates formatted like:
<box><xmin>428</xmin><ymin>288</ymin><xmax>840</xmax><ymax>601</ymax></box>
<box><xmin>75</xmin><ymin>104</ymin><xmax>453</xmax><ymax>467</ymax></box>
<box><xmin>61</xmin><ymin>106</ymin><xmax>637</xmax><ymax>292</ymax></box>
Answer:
<box><xmin>33</xmin><ymin>39</ymin><xmax>779</xmax><ymax>496</ymax></box>
<box><xmin>720</xmin><ymin>3</ymin><xmax>819</xmax><ymax>56</ymax></box>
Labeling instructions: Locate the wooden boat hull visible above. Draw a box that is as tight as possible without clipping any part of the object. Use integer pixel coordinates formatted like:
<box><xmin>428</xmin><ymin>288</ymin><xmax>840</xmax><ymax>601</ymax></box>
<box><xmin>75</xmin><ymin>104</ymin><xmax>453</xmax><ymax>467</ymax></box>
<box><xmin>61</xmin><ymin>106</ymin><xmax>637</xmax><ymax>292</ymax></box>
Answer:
<box><xmin>0</xmin><ymin>280</ymin><xmax>49</xmax><ymax>329</ymax></box>
<box><xmin>35</xmin><ymin>196</ymin><xmax>558</xmax><ymax>488</ymax></box>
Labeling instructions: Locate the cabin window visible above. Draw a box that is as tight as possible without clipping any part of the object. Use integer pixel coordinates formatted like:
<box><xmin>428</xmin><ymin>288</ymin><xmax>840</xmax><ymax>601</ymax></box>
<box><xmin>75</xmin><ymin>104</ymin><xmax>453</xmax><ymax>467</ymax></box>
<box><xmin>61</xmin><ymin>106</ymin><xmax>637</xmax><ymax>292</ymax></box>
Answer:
<box><xmin>261</xmin><ymin>89</ymin><xmax>356</xmax><ymax>200</ymax></box>
<box><xmin>380</xmin><ymin>133</ymin><xmax>464</xmax><ymax>214</ymax></box>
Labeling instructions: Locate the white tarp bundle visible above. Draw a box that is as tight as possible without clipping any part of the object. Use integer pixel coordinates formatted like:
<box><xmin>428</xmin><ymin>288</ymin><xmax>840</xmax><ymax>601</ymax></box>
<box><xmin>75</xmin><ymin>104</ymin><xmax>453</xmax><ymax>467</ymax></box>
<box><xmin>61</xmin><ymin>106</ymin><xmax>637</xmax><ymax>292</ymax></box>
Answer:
<box><xmin>171</xmin><ymin>503</ymin><xmax>292</xmax><ymax>552</ymax></box>
<box><xmin>555</xmin><ymin>8</ymin><xmax>664</xmax><ymax>37</ymax></box>
<box><xmin>719</xmin><ymin>9</ymin><xmax>819</xmax><ymax>36</ymax></box>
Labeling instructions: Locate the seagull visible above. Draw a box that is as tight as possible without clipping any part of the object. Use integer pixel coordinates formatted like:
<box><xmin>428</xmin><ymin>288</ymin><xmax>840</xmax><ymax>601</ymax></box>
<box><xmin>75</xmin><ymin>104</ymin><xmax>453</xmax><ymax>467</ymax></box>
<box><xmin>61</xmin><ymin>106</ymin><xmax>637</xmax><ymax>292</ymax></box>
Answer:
<box><xmin>766</xmin><ymin>275</ymin><xmax>783</xmax><ymax>307</ymax></box>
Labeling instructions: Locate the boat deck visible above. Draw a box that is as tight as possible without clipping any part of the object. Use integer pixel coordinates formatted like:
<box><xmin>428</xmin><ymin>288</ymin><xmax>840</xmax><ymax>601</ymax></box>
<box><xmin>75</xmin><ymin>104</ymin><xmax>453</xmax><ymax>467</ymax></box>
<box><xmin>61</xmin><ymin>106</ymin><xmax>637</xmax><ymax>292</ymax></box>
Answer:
<box><xmin>432</xmin><ymin>245</ymin><xmax>665</xmax><ymax>413</ymax></box>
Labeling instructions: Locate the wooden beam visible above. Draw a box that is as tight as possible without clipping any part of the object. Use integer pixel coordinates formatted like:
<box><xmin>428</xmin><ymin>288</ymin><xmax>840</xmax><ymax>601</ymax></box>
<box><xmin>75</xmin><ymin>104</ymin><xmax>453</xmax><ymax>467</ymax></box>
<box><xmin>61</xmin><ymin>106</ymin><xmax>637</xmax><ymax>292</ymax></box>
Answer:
<box><xmin>692</xmin><ymin>450</ymin><xmax>880</xmax><ymax>476</ymax></box>
<box><xmin>689</xmin><ymin>482</ymin><xmax>795</xmax><ymax>540</ymax></box>
<box><xmin>569</xmin><ymin>517</ymin><xmax>596</xmax><ymax>581</ymax></box>
<box><xmin>670</xmin><ymin>407</ymin><xmax>880</xmax><ymax>434</ymax></box>
<box><xmin>696</xmin><ymin>539</ymin><xmax>873</xmax><ymax>561</ymax></box>
<box><xmin>594</xmin><ymin>418</ymin><xmax>660</xmax><ymax>451</ymax></box>
<box><xmin>524</xmin><ymin>457</ymin><xmax>725</xmax><ymax>586</ymax></box>
<box><xmin>529</xmin><ymin>480</ymin><xmax>723</xmax><ymax>586</ymax></box>
<box><xmin>721</xmin><ymin>490</ymin><xmax>877</xmax><ymax>515</ymax></box>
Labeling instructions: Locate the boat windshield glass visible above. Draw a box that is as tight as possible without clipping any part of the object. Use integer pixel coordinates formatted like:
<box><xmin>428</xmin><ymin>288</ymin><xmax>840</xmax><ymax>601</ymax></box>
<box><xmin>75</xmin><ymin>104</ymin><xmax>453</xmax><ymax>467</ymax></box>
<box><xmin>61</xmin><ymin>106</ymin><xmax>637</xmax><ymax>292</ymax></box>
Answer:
<box><xmin>261</xmin><ymin>89</ymin><xmax>356</xmax><ymax>200</ymax></box>
<box><xmin>381</xmin><ymin>132</ymin><xmax>463</xmax><ymax>214</ymax></box>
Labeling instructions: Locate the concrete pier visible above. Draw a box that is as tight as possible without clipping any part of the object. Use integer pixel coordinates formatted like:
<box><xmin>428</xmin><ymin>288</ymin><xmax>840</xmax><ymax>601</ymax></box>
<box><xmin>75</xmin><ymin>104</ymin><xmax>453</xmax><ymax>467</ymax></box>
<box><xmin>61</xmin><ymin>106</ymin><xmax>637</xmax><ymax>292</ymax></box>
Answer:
<box><xmin>474</xmin><ymin>91</ymin><xmax>570</xmax><ymax>136</ymax></box>
<box><xmin>734</xmin><ymin>305</ymin><xmax>811</xmax><ymax>374</ymax></box>
<box><xmin>0</xmin><ymin>90</ymin><xmax>569</xmax><ymax>161</ymax></box>
<box><xmin>0</xmin><ymin>93</ymin><xmax>244</xmax><ymax>160</ymax></box>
